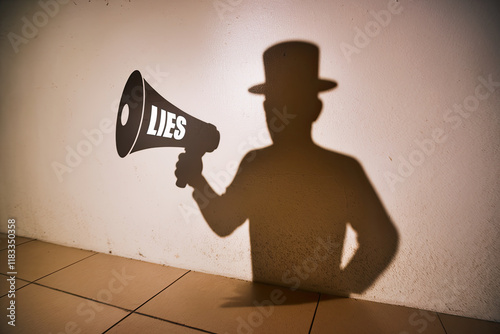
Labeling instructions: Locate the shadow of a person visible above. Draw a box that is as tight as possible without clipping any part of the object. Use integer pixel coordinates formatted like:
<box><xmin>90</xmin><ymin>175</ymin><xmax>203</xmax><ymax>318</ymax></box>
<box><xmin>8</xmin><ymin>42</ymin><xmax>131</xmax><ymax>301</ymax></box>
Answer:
<box><xmin>176</xmin><ymin>41</ymin><xmax>399</xmax><ymax>302</ymax></box>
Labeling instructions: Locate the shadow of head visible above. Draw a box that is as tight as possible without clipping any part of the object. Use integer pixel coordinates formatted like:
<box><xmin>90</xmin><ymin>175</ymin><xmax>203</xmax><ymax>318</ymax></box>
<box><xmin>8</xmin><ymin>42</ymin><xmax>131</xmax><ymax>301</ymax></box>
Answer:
<box><xmin>249</xmin><ymin>41</ymin><xmax>338</xmax><ymax>143</ymax></box>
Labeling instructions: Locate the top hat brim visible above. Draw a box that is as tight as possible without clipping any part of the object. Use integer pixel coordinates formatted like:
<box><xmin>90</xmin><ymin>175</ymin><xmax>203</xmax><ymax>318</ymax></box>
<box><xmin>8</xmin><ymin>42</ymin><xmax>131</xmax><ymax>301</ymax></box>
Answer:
<box><xmin>248</xmin><ymin>79</ymin><xmax>337</xmax><ymax>94</ymax></box>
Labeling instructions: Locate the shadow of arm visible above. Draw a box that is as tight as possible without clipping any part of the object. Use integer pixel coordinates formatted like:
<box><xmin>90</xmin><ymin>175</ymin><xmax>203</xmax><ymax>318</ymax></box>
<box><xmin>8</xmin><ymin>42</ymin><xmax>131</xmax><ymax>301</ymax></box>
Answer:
<box><xmin>192</xmin><ymin>178</ymin><xmax>248</xmax><ymax>237</ymax></box>
<box><xmin>341</xmin><ymin>163</ymin><xmax>399</xmax><ymax>294</ymax></box>
<box><xmin>190</xmin><ymin>153</ymin><xmax>255</xmax><ymax>237</ymax></box>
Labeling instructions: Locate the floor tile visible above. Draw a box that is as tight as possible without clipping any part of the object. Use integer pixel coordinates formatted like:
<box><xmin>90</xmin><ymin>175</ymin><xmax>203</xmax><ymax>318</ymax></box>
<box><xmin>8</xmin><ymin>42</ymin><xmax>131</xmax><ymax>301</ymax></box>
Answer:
<box><xmin>0</xmin><ymin>274</ymin><xmax>30</xmax><ymax>298</ymax></box>
<box><xmin>0</xmin><ymin>283</ymin><xmax>128</xmax><ymax>334</ymax></box>
<box><xmin>106</xmin><ymin>313</ymin><xmax>207</xmax><ymax>334</ymax></box>
<box><xmin>0</xmin><ymin>237</ymin><xmax>494</xmax><ymax>334</ymax></box>
<box><xmin>310</xmin><ymin>295</ymin><xmax>447</xmax><ymax>334</ymax></box>
<box><xmin>0</xmin><ymin>241</ymin><xmax>95</xmax><ymax>281</ymax></box>
<box><xmin>137</xmin><ymin>271</ymin><xmax>319</xmax><ymax>334</ymax></box>
<box><xmin>0</xmin><ymin>233</ymin><xmax>34</xmax><ymax>251</ymax></box>
<box><xmin>37</xmin><ymin>253</ymin><xmax>189</xmax><ymax>310</ymax></box>
<box><xmin>439</xmin><ymin>313</ymin><xmax>500</xmax><ymax>334</ymax></box>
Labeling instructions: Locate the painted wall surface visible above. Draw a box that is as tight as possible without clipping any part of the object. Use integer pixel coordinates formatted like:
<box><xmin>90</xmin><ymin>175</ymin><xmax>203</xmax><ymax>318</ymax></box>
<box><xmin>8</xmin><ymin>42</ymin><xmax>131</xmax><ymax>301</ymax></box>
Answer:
<box><xmin>1</xmin><ymin>0</ymin><xmax>499</xmax><ymax>322</ymax></box>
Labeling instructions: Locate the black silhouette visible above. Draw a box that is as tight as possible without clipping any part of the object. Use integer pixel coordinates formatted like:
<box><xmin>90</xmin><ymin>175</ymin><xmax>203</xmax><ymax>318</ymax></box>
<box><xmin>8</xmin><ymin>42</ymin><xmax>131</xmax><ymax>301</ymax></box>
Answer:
<box><xmin>175</xmin><ymin>41</ymin><xmax>398</xmax><ymax>297</ymax></box>
<box><xmin>116</xmin><ymin>70</ymin><xmax>220</xmax><ymax>188</ymax></box>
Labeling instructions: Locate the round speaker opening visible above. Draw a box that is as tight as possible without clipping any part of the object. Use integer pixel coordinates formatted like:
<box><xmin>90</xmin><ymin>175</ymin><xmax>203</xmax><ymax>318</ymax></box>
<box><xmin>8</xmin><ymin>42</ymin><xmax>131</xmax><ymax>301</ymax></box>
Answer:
<box><xmin>120</xmin><ymin>104</ymin><xmax>130</xmax><ymax>126</ymax></box>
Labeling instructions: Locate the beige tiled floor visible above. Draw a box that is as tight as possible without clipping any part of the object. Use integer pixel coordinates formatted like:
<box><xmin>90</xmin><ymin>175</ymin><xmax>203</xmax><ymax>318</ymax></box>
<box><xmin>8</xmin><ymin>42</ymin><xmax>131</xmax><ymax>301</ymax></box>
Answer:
<box><xmin>0</xmin><ymin>236</ymin><xmax>499</xmax><ymax>334</ymax></box>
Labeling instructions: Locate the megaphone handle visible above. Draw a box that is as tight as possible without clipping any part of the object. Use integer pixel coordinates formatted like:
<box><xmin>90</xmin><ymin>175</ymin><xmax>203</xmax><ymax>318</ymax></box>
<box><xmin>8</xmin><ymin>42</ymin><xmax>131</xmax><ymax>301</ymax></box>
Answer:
<box><xmin>176</xmin><ymin>148</ymin><xmax>203</xmax><ymax>188</ymax></box>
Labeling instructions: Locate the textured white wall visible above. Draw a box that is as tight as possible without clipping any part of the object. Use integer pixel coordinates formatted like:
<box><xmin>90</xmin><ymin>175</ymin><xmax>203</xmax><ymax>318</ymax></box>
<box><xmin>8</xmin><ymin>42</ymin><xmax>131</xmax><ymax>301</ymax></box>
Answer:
<box><xmin>1</xmin><ymin>0</ymin><xmax>499</xmax><ymax>321</ymax></box>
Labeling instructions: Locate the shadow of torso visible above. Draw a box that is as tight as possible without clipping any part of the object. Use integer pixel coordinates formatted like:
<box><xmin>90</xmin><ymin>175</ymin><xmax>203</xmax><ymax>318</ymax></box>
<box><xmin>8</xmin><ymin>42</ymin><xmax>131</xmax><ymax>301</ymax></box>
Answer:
<box><xmin>218</xmin><ymin>142</ymin><xmax>396</xmax><ymax>296</ymax></box>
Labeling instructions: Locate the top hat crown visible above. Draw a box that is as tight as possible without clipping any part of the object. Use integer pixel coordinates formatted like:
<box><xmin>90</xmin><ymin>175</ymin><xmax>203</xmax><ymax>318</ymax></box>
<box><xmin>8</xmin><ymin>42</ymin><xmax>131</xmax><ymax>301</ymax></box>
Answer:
<box><xmin>249</xmin><ymin>41</ymin><xmax>337</xmax><ymax>95</ymax></box>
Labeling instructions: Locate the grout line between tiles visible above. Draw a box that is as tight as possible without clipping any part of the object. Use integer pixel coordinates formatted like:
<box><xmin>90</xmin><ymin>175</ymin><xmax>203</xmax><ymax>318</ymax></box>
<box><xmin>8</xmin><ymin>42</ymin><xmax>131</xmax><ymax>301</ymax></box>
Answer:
<box><xmin>0</xmin><ymin>238</ymin><xmax>37</xmax><ymax>251</ymax></box>
<box><xmin>0</xmin><ymin>273</ymin><xmax>33</xmax><ymax>298</ymax></box>
<box><xmin>30</xmin><ymin>252</ymin><xmax>99</xmax><ymax>283</ymax></box>
<box><xmin>436</xmin><ymin>313</ymin><xmax>449</xmax><ymax>334</ymax></box>
<box><xmin>0</xmin><ymin>272</ymin><xmax>29</xmax><ymax>282</ymax></box>
<box><xmin>19</xmin><ymin>239</ymin><xmax>37</xmax><ymax>245</ymax></box>
<box><xmin>0</xmin><ymin>251</ymin><xmax>97</xmax><ymax>298</ymax></box>
<box><xmin>308</xmin><ymin>293</ymin><xmax>321</xmax><ymax>334</ymax></box>
<box><xmin>130</xmin><ymin>269</ymin><xmax>191</xmax><ymax>311</ymax></box>
<box><xmin>130</xmin><ymin>312</ymin><xmax>217</xmax><ymax>334</ymax></box>
<box><xmin>31</xmin><ymin>281</ymin><xmax>133</xmax><ymax>313</ymax></box>
<box><xmin>102</xmin><ymin>270</ymin><xmax>198</xmax><ymax>334</ymax></box>
<box><xmin>100</xmin><ymin>312</ymin><xmax>135</xmax><ymax>334</ymax></box>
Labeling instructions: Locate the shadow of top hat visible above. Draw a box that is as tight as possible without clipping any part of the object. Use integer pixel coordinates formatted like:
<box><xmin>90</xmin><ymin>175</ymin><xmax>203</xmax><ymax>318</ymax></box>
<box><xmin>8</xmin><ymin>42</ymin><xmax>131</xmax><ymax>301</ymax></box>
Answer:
<box><xmin>249</xmin><ymin>41</ymin><xmax>337</xmax><ymax>95</ymax></box>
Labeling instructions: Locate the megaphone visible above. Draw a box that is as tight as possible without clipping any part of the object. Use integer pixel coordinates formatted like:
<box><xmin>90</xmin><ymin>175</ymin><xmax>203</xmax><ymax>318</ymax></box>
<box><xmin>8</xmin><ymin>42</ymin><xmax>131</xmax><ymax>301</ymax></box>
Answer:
<box><xmin>116</xmin><ymin>70</ymin><xmax>220</xmax><ymax>188</ymax></box>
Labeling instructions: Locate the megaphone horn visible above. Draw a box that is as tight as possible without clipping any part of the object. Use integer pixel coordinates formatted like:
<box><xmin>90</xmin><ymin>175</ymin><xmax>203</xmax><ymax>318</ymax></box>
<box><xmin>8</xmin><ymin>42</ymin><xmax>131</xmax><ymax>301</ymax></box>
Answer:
<box><xmin>116</xmin><ymin>70</ymin><xmax>220</xmax><ymax>187</ymax></box>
